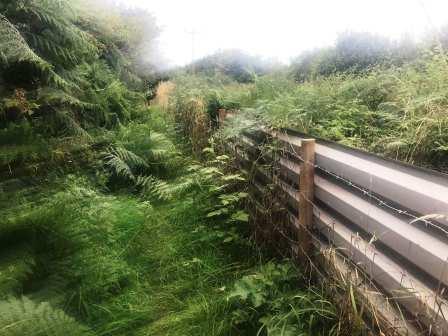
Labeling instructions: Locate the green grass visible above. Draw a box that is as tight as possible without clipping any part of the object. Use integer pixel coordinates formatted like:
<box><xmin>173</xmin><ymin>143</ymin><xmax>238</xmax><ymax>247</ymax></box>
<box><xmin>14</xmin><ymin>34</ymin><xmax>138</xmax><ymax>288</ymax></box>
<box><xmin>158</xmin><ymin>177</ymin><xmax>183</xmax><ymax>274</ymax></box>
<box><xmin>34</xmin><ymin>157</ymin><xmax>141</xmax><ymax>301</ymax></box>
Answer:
<box><xmin>0</xmin><ymin>155</ymin><xmax>339</xmax><ymax>336</ymax></box>
<box><xmin>169</xmin><ymin>52</ymin><xmax>448</xmax><ymax>172</ymax></box>
<box><xmin>130</xmin><ymin>197</ymin><xmax>241</xmax><ymax>336</ymax></box>
<box><xmin>0</xmin><ymin>1</ymin><xmax>346</xmax><ymax>333</ymax></box>
<box><xmin>0</xmin><ymin>103</ymin><xmax>342</xmax><ymax>335</ymax></box>
<box><xmin>0</xmin><ymin>173</ymin><xmax>236</xmax><ymax>335</ymax></box>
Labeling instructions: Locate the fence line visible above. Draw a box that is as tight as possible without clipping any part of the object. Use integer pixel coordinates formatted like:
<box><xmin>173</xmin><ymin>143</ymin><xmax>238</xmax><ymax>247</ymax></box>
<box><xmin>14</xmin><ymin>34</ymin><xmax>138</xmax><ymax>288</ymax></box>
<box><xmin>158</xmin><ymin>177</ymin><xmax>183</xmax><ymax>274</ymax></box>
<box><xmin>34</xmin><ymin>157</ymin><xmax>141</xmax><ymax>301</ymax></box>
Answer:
<box><xmin>228</xmin><ymin>125</ymin><xmax>448</xmax><ymax>336</ymax></box>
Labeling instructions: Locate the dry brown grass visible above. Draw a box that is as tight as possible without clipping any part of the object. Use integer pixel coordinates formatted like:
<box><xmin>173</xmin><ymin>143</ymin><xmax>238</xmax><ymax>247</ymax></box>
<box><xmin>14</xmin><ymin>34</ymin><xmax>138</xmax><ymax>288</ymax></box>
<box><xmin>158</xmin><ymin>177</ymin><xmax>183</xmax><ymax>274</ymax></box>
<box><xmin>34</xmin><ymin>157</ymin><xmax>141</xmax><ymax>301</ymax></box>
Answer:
<box><xmin>153</xmin><ymin>81</ymin><xmax>175</xmax><ymax>111</ymax></box>
<box><xmin>182</xmin><ymin>98</ymin><xmax>210</xmax><ymax>155</ymax></box>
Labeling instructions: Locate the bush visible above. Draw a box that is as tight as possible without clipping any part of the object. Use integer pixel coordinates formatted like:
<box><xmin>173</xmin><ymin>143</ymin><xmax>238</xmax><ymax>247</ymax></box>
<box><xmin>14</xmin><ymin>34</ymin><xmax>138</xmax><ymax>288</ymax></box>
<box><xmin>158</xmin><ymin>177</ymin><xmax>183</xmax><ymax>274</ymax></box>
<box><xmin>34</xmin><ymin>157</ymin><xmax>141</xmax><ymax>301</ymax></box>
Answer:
<box><xmin>291</xmin><ymin>31</ymin><xmax>419</xmax><ymax>81</ymax></box>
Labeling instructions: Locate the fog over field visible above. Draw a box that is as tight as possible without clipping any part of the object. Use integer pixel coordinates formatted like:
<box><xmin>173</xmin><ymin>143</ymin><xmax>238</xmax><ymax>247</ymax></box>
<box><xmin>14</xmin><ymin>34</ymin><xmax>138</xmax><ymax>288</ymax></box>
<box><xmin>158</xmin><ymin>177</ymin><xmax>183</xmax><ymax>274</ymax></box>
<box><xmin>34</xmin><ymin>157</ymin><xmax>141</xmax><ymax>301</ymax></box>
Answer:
<box><xmin>123</xmin><ymin>0</ymin><xmax>448</xmax><ymax>66</ymax></box>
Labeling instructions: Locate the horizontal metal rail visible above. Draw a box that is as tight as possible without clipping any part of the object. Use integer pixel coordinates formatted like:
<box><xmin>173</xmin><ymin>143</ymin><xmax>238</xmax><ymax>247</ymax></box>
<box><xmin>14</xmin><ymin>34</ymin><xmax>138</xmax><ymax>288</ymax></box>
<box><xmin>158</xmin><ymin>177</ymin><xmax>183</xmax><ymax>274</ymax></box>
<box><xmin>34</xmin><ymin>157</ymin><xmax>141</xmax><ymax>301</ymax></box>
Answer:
<box><xmin>315</xmin><ymin>175</ymin><xmax>448</xmax><ymax>286</ymax></box>
<box><xmin>272</xmin><ymin>153</ymin><xmax>448</xmax><ymax>287</ymax></box>
<box><xmin>313</xmin><ymin>207</ymin><xmax>448</xmax><ymax>335</ymax></box>
<box><xmin>280</xmin><ymin>129</ymin><xmax>448</xmax><ymax>230</ymax></box>
<box><xmin>233</xmin><ymin>129</ymin><xmax>448</xmax><ymax>336</ymax></box>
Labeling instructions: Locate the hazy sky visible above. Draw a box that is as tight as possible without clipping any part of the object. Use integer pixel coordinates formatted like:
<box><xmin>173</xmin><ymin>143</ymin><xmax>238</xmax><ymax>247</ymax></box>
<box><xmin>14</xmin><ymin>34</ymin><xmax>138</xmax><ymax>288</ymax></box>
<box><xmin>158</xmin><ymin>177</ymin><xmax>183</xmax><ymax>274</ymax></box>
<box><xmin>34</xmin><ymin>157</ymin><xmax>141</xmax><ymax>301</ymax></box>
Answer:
<box><xmin>124</xmin><ymin>0</ymin><xmax>448</xmax><ymax>66</ymax></box>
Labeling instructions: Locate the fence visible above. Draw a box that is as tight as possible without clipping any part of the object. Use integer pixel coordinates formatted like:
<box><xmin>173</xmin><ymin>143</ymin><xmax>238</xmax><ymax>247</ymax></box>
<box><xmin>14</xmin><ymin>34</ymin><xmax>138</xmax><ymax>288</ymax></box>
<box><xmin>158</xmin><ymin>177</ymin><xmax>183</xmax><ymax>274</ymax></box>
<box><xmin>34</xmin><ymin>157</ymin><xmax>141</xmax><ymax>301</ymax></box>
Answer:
<box><xmin>226</xmin><ymin>123</ymin><xmax>448</xmax><ymax>336</ymax></box>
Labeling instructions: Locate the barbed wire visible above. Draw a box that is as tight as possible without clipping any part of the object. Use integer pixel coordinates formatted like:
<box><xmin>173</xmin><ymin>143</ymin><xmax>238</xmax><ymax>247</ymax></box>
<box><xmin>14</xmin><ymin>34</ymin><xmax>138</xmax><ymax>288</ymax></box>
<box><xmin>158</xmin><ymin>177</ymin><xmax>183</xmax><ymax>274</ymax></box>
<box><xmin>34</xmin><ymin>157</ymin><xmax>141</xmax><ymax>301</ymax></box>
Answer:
<box><xmin>233</xmin><ymin>133</ymin><xmax>448</xmax><ymax>291</ymax></box>
<box><xmin>232</xmin><ymin>134</ymin><xmax>448</xmax><ymax>333</ymax></box>
<box><xmin>250</xmin><ymin>164</ymin><xmax>447</xmax><ymax>332</ymax></box>
<box><xmin>274</xmin><ymin>131</ymin><xmax>448</xmax><ymax>237</ymax></box>
<box><xmin>271</xmin><ymin>132</ymin><xmax>448</xmax><ymax>323</ymax></box>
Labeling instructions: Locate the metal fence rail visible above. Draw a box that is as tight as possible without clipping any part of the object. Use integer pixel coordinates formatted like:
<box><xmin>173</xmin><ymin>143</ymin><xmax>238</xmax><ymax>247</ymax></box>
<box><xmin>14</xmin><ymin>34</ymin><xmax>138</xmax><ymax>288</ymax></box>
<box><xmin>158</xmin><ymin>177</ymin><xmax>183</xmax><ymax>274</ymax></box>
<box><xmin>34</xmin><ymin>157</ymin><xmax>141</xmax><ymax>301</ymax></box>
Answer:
<box><xmin>231</xmin><ymin>126</ymin><xmax>448</xmax><ymax>336</ymax></box>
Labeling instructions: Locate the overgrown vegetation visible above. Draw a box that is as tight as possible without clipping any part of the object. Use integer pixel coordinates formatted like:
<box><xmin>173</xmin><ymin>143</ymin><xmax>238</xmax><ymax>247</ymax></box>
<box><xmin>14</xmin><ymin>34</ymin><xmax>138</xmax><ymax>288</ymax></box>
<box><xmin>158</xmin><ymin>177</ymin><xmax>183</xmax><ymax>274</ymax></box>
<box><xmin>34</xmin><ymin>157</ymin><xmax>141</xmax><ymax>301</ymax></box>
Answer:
<box><xmin>7</xmin><ymin>0</ymin><xmax>446</xmax><ymax>334</ymax></box>
<box><xmin>0</xmin><ymin>1</ymin><xmax>342</xmax><ymax>335</ymax></box>
<box><xmin>169</xmin><ymin>48</ymin><xmax>448</xmax><ymax>171</ymax></box>
<box><xmin>0</xmin><ymin>0</ymin><xmax>157</xmax><ymax>172</ymax></box>
<box><xmin>0</xmin><ymin>105</ymin><xmax>340</xmax><ymax>335</ymax></box>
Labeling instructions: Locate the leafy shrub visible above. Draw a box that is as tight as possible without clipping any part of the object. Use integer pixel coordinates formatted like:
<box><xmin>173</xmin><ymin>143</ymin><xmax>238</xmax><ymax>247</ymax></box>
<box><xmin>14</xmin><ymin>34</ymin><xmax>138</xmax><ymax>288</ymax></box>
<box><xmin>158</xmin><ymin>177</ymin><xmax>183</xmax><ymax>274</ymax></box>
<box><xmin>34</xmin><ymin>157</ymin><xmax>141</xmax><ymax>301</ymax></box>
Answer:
<box><xmin>228</xmin><ymin>262</ymin><xmax>337</xmax><ymax>336</ymax></box>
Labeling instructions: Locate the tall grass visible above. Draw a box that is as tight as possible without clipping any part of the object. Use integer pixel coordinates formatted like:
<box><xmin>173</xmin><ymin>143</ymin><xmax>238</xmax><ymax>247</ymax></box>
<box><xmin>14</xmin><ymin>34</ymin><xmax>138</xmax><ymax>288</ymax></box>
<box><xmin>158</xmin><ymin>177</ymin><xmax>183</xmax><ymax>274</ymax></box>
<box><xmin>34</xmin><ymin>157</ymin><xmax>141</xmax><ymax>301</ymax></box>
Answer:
<box><xmin>167</xmin><ymin>74</ymin><xmax>253</xmax><ymax>155</ymax></box>
<box><xmin>251</xmin><ymin>53</ymin><xmax>448</xmax><ymax>170</ymax></box>
<box><xmin>169</xmin><ymin>52</ymin><xmax>448</xmax><ymax>171</ymax></box>
<box><xmin>0</xmin><ymin>105</ymin><xmax>341</xmax><ymax>335</ymax></box>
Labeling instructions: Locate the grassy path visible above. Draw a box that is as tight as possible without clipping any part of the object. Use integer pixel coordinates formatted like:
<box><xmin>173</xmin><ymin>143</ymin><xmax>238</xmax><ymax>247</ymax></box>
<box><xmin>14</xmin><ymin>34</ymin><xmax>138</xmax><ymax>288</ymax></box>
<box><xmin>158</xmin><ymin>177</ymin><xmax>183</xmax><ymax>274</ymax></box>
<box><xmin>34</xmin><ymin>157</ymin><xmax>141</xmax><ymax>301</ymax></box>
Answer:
<box><xmin>0</xmin><ymin>171</ymin><xmax>252</xmax><ymax>335</ymax></box>
<box><xmin>131</xmin><ymin>196</ymin><xmax>249</xmax><ymax>335</ymax></box>
<box><xmin>0</xmin><ymin>106</ymin><xmax>341</xmax><ymax>335</ymax></box>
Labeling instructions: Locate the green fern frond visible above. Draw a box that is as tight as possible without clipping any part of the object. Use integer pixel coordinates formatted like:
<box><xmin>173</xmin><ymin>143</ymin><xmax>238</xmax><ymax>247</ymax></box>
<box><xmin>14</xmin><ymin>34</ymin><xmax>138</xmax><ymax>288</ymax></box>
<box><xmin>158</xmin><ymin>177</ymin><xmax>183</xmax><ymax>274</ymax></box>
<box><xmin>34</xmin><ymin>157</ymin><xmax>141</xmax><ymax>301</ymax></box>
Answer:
<box><xmin>136</xmin><ymin>175</ymin><xmax>173</xmax><ymax>200</ymax></box>
<box><xmin>0</xmin><ymin>14</ymin><xmax>71</xmax><ymax>90</ymax></box>
<box><xmin>168</xmin><ymin>176</ymin><xmax>197</xmax><ymax>195</ymax></box>
<box><xmin>104</xmin><ymin>147</ymin><xmax>148</xmax><ymax>181</ymax></box>
<box><xmin>53</xmin><ymin>109</ymin><xmax>92</xmax><ymax>140</ymax></box>
<box><xmin>0</xmin><ymin>14</ymin><xmax>51</xmax><ymax>70</ymax></box>
<box><xmin>111</xmin><ymin>147</ymin><xmax>148</xmax><ymax>169</ymax></box>
<box><xmin>29</xmin><ymin>34</ymin><xmax>81</xmax><ymax>66</ymax></box>
<box><xmin>0</xmin><ymin>297</ymin><xmax>95</xmax><ymax>336</ymax></box>
<box><xmin>38</xmin><ymin>88</ymin><xmax>98</xmax><ymax>112</ymax></box>
<box><xmin>136</xmin><ymin>174</ymin><xmax>199</xmax><ymax>201</ymax></box>
<box><xmin>21</xmin><ymin>0</ymin><xmax>98</xmax><ymax>62</ymax></box>
<box><xmin>147</xmin><ymin>132</ymin><xmax>176</xmax><ymax>161</ymax></box>
<box><xmin>104</xmin><ymin>150</ymin><xmax>134</xmax><ymax>180</ymax></box>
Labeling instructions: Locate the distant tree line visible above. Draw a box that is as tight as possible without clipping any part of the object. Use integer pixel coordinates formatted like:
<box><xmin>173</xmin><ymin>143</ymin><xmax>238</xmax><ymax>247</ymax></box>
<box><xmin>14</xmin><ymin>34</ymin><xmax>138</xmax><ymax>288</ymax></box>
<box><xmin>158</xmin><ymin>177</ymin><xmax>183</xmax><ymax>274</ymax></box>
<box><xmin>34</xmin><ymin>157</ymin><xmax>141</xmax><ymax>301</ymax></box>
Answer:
<box><xmin>183</xmin><ymin>27</ymin><xmax>448</xmax><ymax>85</ymax></box>
<box><xmin>186</xmin><ymin>49</ymin><xmax>282</xmax><ymax>83</ymax></box>
<box><xmin>290</xmin><ymin>28</ymin><xmax>448</xmax><ymax>82</ymax></box>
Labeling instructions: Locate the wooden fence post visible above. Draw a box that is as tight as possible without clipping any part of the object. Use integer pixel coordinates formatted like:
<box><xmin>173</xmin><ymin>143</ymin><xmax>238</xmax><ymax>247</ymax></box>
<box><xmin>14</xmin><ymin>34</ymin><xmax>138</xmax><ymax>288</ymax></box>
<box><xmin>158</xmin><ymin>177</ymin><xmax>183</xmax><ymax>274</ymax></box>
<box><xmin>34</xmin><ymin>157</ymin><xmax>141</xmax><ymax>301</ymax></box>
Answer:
<box><xmin>218</xmin><ymin>108</ymin><xmax>227</xmax><ymax>125</ymax></box>
<box><xmin>298</xmin><ymin>139</ymin><xmax>315</xmax><ymax>260</ymax></box>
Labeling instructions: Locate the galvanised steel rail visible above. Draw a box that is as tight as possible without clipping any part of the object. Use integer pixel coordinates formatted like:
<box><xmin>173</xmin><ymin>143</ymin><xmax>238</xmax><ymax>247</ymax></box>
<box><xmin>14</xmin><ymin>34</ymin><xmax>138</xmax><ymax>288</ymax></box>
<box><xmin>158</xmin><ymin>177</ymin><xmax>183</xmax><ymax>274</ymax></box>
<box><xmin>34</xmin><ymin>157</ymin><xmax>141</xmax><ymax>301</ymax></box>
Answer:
<box><xmin>283</xmin><ymin>128</ymin><xmax>448</xmax><ymax>230</ymax></box>
<box><xmin>232</xmin><ymin>127</ymin><xmax>448</xmax><ymax>336</ymax></box>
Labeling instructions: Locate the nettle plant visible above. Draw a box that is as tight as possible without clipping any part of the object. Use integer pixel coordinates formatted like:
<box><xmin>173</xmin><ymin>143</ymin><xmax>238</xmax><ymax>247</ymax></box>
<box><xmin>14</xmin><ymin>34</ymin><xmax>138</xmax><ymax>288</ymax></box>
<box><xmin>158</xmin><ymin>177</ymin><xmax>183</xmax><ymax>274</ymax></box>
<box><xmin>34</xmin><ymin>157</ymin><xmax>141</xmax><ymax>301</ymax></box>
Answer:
<box><xmin>227</xmin><ymin>262</ymin><xmax>338</xmax><ymax>336</ymax></box>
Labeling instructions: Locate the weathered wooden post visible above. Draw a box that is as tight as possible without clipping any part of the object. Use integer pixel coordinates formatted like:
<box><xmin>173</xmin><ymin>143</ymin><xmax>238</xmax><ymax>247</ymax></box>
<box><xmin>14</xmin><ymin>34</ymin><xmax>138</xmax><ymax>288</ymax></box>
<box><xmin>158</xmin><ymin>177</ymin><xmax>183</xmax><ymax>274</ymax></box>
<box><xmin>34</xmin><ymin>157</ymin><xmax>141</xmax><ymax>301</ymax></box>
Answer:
<box><xmin>298</xmin><ymin>139</ymin><xmax>315</xmax><ymax>260</ymax></box>
<box><xmin>218</xmin><ymin>108</ymin><xmax>227</xmax><ymax>125</ymax></box>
